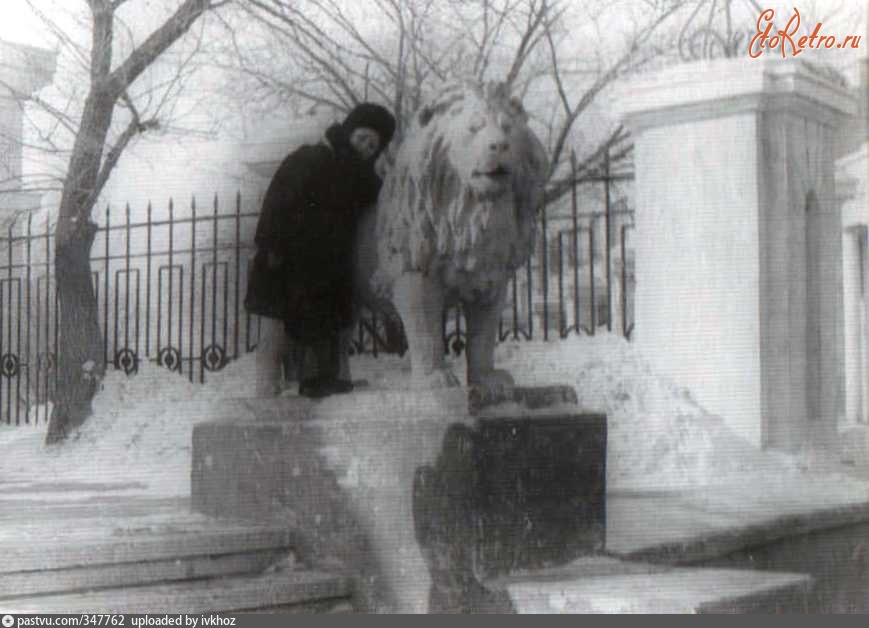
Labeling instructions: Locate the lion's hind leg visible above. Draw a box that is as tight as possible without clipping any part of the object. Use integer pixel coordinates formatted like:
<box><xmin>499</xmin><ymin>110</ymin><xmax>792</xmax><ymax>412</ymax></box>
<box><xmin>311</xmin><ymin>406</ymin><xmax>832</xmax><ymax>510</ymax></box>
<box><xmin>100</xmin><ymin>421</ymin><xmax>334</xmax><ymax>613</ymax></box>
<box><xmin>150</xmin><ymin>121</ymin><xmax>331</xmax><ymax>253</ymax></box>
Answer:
<box><xmin>393</xmin><ymin>272</ymin><xmax>460</xmax><ymax>388</ymax></box>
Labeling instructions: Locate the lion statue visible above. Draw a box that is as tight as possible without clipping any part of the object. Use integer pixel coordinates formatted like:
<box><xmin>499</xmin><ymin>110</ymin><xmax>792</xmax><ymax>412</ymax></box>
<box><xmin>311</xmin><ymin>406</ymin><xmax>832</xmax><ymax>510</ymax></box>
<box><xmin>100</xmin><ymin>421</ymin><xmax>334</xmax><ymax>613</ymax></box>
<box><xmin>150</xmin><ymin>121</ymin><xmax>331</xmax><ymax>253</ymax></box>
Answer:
<box><xmin>356</xmin><ymin>81</ymin><xmax>549</xmax><ymax>394</ymax></box>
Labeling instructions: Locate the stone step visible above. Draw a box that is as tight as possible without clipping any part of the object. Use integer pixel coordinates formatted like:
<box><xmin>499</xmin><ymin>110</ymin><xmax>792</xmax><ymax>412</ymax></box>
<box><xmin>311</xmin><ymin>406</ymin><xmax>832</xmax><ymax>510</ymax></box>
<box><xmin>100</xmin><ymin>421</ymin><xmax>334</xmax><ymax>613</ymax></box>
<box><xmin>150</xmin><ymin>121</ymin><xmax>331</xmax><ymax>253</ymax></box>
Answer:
<box><xmin>0</xmin><ymin>511</ymin><xmax>294</xmax><ymax>574</ymax></box>
<box><xmin>0</xmin><ymin>507</ymin><xmax>298</xmax><ymax>600</ymax></box>
<box><xmin>0</xmin><ymin>549</ymin><xmax>288</xmax><ymax>600</ymax></box>
<box><xmin>488</xmin><ymin>557</ymin><xmax>813</xmax><ymax>613</ymax></box>
<box><xmin>0</xmin><ymin>569</ymin><xmax>352</xmax><ymax>614</ymax></box>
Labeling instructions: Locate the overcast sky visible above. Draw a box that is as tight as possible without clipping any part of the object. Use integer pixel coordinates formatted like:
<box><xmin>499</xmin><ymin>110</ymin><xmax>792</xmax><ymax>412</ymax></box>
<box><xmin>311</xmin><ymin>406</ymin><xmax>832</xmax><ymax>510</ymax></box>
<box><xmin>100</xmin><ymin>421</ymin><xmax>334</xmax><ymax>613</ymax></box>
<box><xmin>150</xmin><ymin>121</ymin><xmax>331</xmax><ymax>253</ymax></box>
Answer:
<box><xmin>2</xmin><ymin>1</ymin><xmax>50</xmax><ymax>47</ymax></box>
<box><xmin>4</xmin><ymin>1</ymin><xmax>865</xmax><ymax>64</ymax></box>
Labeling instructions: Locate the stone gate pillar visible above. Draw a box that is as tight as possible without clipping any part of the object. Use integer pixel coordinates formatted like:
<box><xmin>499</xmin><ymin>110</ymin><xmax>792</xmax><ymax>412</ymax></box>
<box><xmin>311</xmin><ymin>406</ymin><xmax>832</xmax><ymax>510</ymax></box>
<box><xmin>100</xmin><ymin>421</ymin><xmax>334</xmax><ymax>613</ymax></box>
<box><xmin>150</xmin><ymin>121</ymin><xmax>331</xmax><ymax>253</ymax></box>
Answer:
<box><xmin>617</xmin><ymin>58</ymin><xmax>855</xmax><ymax>450</ymax></box>
<box><xmin>0</xmin><ymin>40</ymin><xmax>56</xmax><ymax>221</ymax></box>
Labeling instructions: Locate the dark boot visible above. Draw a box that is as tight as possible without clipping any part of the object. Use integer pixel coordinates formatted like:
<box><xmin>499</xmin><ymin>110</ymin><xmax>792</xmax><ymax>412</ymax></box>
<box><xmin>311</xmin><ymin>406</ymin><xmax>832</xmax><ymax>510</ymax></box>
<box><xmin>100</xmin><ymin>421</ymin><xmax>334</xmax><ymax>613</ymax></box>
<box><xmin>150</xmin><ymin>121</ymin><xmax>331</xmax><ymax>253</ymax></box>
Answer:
<box><xmin>318</xmin><ymin>332</ymin><xmax>355</xmax><ymax>396</ymax></box>
<box><xmin>299</xmin><ymin>377</ymin><xmax>331</xmax><ymax>399</ymax></box>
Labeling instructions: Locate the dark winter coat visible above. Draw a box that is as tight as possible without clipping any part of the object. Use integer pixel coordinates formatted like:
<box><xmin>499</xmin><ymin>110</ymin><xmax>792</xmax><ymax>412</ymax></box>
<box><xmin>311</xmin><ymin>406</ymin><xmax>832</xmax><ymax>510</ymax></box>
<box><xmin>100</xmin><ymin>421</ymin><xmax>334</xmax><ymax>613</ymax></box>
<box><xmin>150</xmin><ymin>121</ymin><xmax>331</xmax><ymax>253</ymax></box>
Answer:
<box><xmin>245</xmin><ymin>124</ymin><xmax>382</xmax><ymax>343</ymax></box>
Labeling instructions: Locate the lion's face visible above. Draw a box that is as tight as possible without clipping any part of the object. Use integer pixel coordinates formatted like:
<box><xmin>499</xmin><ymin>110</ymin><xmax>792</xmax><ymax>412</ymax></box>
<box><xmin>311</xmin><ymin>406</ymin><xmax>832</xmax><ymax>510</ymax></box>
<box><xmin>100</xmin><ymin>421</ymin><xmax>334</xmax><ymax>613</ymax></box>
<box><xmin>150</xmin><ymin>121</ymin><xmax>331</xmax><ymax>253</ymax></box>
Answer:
<box><xmin>451</xmin><ymin>95</ymin><xmax>526</xmax><ymax>200</ymax></box>
<box><xmin>425</xmin><ymin>84</ymin><xmax>537</xmax><ymax>201</ymax></box>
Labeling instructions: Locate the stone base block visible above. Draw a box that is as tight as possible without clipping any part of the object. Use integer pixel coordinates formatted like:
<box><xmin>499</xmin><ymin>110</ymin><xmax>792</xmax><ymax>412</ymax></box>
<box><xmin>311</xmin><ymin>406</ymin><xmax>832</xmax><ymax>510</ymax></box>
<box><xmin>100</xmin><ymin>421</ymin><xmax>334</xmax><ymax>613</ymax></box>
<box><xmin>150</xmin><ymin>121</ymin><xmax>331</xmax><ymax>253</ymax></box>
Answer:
<box><xmin>191</xmin><ymin>387</ymin><xmax>605</xmax><ymax>613</ymax></box>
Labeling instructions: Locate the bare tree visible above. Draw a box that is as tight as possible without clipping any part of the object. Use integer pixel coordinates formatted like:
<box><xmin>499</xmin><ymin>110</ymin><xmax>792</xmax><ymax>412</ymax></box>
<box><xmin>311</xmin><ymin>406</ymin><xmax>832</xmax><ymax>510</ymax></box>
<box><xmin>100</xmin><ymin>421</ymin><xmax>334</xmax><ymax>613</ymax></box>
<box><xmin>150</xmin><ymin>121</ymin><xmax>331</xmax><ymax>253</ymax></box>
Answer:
<box><xmin>224</xmin><ymin>0</ymin><xmax>685</xmax><ymax>200</ymax></box>
<box><xmin>223</xmin><ymin>0</ymin><xmax>558</xmax><ymax>133</ymax></box>
<box><xmin>7</xmin><ymin>0</ymin><xmax>230</xmax><ymax>444</ymax></box>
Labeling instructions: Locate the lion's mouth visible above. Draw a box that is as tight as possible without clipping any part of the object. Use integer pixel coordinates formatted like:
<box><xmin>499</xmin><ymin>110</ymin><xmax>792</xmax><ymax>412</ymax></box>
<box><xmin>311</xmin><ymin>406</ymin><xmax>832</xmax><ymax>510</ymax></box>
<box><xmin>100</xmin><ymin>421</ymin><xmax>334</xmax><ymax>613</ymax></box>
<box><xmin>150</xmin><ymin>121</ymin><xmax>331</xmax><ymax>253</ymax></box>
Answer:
<box><xmin>472</xmin><ymin>166</ymin><xmax>511</xmax><ymax>179</ymax></box>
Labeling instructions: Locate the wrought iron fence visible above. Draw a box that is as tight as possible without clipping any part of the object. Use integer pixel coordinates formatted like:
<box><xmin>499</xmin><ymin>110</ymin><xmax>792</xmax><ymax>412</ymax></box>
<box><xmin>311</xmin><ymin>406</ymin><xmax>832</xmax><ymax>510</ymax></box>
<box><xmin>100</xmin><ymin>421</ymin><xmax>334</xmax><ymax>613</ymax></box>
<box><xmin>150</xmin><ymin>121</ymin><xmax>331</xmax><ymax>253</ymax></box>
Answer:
<box><xmin>0</xmin><ymin>157</ymin><xmax>634</xmax><ymax>426</ymax></box>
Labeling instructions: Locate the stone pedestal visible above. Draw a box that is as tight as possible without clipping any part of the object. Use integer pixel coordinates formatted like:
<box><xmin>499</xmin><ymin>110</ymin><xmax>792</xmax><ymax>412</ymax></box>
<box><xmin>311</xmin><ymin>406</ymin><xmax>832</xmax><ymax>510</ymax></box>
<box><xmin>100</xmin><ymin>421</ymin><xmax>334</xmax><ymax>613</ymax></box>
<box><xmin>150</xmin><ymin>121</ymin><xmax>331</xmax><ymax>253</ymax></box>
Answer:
<box><xmin>617</xmin><ymin>58</ymin><xmax>855</xmax><ymax>450</ymax></box>
<box><xmin>191</xmin><ymin>387</ymin><xmax>606</xmax><ymax>613</ymax></box>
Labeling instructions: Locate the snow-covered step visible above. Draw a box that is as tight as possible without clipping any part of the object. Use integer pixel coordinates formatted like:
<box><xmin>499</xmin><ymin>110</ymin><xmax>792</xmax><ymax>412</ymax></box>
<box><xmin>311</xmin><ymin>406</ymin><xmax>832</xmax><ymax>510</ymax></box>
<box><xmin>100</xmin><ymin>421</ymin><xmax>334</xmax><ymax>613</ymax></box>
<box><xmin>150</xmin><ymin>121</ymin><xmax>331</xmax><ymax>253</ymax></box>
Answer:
<box><xmin>0</xmin><ymin>504</ymin><xmax>353</xmax><ymax>613</ymax></box>
<box><xmin>0</xmin><ymin>569</ymin><xmax>352</xmax><ymax>614</ymax></box>
<box><xmin>0</xmin><ymin>549</ymin><xmax>287</xmax><ymax>600</ymax></box>
<box><xmin>0</xmin><ymin>508</ymin><xmax>301</xmax><ymax>601</ymax></box>
<box><xmin>0</xmin><ymin>511</ymin><xmax>294</xmax><ymax>575</ymax></box>
<box><xmin>487</xmin><ymin>558</ymin><xmax>813</xmax><ymax>613</ymax></box>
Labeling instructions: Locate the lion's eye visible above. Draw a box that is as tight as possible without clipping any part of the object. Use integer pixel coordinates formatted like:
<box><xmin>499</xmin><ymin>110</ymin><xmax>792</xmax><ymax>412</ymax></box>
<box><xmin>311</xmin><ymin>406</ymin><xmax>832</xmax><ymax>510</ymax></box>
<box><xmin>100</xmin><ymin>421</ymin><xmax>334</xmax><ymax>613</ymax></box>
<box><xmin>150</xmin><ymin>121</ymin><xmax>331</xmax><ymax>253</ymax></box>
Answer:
<box><xmin>469</xmin><ymin>118</ymin><xmax>486</xmax><ymax>133</ymax></box>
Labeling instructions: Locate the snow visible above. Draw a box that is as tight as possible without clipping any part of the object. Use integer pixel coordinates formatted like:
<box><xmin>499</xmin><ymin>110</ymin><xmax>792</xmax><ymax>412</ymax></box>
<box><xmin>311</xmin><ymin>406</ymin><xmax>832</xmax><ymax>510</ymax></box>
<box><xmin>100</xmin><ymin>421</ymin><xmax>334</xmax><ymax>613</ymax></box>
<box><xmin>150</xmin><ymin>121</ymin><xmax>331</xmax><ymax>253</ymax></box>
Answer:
<box><xmin>2</xmin><ymin>333</ymin><xmax>868</xmax><ymax>504</ymax></box>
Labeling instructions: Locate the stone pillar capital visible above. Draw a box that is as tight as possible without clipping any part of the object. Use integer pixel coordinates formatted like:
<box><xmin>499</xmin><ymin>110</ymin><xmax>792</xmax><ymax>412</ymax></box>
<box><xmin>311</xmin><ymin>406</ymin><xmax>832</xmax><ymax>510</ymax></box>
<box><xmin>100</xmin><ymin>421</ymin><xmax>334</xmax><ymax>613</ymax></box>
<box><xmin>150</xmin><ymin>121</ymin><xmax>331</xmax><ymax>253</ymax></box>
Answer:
<box><xmin>615</xmin><ymin>58</ymin><xmax>857</xmax><ymax>134</ymax></box>
<box><xmin>0</xmin><ymin>40</ymin><xmax>56</xmax><ymax>99</ymax></box>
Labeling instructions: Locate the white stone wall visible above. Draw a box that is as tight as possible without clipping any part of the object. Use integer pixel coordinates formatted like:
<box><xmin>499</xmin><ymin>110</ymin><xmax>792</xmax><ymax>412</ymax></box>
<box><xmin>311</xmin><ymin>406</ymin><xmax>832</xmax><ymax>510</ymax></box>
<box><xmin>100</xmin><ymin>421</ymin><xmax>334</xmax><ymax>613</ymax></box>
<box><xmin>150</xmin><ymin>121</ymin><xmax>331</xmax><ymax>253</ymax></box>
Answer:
<box><xmin>839</xmin><ymin>145</ymin><xmax>868</xmax><ymax>426</ymax></box>
<box><xmin>618</xmin><ymin>58</ymin><xmax>855</xmax><ymax>450</ymax></box>
<box><xmin>633</xmin><ymin>111</ymin><xmax>764</xmax><ymax>445</ymax></box>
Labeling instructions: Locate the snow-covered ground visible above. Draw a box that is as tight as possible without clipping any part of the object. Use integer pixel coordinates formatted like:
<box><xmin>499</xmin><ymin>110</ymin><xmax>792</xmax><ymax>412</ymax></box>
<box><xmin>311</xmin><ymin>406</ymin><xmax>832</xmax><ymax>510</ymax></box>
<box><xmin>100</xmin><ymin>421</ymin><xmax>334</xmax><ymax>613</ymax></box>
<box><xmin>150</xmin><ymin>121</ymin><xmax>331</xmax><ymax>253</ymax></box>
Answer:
<box><xmin>2</xmin><ymin>333</ymin><xmax>869</xmax><ymax>504</ymax></box>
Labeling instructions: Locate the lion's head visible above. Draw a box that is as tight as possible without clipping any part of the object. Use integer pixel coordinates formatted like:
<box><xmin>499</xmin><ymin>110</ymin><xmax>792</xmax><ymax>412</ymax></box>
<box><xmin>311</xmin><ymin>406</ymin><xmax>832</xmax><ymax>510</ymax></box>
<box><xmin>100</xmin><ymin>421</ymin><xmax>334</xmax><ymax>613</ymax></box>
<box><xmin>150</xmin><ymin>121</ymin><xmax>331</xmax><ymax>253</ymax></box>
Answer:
<box><xmin>376</xmin><ymin>82</ymin><xmax>549</xmax><ymax>296</ymax></box>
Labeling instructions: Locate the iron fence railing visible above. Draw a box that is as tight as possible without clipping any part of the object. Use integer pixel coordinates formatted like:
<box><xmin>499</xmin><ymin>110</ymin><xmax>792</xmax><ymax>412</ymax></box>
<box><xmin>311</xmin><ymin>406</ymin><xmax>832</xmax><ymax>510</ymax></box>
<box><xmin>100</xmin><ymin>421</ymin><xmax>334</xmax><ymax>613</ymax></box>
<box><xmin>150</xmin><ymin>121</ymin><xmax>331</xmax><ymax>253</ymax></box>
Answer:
<box><xmin>0</xmin><ymin>156</ymin><xmax>634</xmax><ymax>426</ymax></box>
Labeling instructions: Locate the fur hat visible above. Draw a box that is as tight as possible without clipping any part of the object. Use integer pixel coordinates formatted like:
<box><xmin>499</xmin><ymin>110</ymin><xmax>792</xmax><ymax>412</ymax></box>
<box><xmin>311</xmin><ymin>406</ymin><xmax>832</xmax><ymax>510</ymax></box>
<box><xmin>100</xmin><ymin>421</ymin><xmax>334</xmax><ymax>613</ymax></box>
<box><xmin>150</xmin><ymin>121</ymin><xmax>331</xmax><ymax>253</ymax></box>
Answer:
<box><xmin>341</xmin><ymin>103</ymin><xmax>396</xmax><ymax>149</ymax></box>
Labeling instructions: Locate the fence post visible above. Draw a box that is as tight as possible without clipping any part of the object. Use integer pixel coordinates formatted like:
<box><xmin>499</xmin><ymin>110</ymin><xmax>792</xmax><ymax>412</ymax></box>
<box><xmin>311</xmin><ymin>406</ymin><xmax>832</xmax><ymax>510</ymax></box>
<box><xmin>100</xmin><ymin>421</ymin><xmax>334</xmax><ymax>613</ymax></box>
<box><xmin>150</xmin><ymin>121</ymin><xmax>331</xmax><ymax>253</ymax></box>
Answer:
<box><xmin>570</xmin><ymin>151</ymin><xmax>579</xmax><ymax>336</ymax></box>
<box><xmin>25</xmin><ymin>215</ymin><xmax>32</xmax><ymax>423</ymax></box>
<box><xmin>588</xmin><ymin>221</ymin><xmax>596</xmax><ymax>335</ymax></box>
<box><xmin>0</xmin><ymin>223</ymin><xmax>5</xmax><ymax>425</ymax></box>
<box><xmin>6</xmin><ymin>222</ymin><xmax>11</xmax><ymax>424</ymax></box>
<box><xmin>604</xmin><ymin>151</ymin><xmax>613</xmax><ymax>333</ymax></box>
<box><xmin>103</xmin><ymin>205</ymin><xmax>110</xmax><ymax>370</ymax></box>
<box><xmin>557</xmin><ymin>231</ymin><xmax>565</xmax><ymax>337</ymax></box>
<box><xmin>124</xmin><ymin>203</ymin><xmax>133</xmax><ymax>372</ymax></box>
<box><xmin>189</xmin><ymin>196</ymin><xmax>197</xmax><ymax>383</ymax></box>
<box><xmin>44</xmin><ymin>215</ymin><xmax>51</xmax><ymax>419</ymax></box>
<box><xmin>161</xmin><ymin>198</ymin><xmax>177</xmax><ymax>369</ymax></box>
<box><xmin>146</xmin><ymin>201</ymin><xmax>152</xmax><ymax>358</ymax></box>
<box><xmin>541</xmin><ymin>199</ymin><xmax>548</xmax><ymax>341</ymax></box>
<box><xmin>526</xmin><ymin>258</ymin><xmax>533</xmax><ymax>340</ymax></box>
<box><xmin>234</xmin><ymin>191</ymin><xmax>241</xmax><ymax>360</ymax></box>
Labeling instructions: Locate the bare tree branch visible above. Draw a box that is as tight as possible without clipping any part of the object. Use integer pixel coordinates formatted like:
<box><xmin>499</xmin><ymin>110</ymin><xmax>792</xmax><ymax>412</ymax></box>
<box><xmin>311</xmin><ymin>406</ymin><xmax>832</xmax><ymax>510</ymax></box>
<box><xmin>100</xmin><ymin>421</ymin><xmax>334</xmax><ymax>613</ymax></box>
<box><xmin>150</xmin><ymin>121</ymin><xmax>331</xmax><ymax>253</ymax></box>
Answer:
<box><xmin>544</xmin><ymin>23</ymin><xmax>570</xmax><ymax>115</ymax></box>
<box><xmin>244</xmin><ymin>0</ymin><xmax>361</xmax><ymax>105</ymax></box>
<box><xmin>107</xmin><ymin>0</ymin><xmax>227</xmax><ymax>96</ymax></box>
<box><xmin>544</xmin><ymin>125</ymin><xmax>630</xmax><ymax>203</ymax></box>
<box><xmin>546</xmin><ymin>1</ymin><xmax>684</xmax><ymax>177</ymax></box>
<box><xmin>87</xmin><ymin>112</ymin><xmax>158</xmax><ymax>211</ymax></box>
<box><xmin>23</xmin><ymin>0</ymin><xmax>92</xmax><ymax>71</ymax></box>
<box><xmin>504</xmin><ymin>0</ymin><xmax>551</xmax><ymax>87</ymax></box>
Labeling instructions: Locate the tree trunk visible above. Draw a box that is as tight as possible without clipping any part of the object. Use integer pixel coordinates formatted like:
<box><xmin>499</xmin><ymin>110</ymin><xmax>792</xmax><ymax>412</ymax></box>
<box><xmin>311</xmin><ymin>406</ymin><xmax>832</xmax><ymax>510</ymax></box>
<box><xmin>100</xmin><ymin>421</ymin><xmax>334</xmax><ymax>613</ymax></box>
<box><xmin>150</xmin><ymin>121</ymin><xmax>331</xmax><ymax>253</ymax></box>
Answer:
<box><xmin>44</xmin><ymin>89</ymin><xmax>113</xmax><ymax>446</ymax></box>
<box><xmin>39</xmin><ymin>0</ymin><xmax>216</xmax><ymax>444</ymax></box>
<box><xmin>45</xmin><ymin>220</ymin><xmax>104</xmax><ymax>444</ymax></box>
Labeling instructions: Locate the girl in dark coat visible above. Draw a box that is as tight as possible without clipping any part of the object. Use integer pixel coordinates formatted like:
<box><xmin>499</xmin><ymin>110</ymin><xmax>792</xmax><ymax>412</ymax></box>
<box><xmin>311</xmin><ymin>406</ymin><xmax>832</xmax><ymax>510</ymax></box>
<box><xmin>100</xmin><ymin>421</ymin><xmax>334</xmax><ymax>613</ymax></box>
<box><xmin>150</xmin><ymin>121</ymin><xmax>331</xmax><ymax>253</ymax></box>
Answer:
<box><xmin>247</xmin><ymin>104</ymin><xmax>396</xmax><ymax>398</ymax></box>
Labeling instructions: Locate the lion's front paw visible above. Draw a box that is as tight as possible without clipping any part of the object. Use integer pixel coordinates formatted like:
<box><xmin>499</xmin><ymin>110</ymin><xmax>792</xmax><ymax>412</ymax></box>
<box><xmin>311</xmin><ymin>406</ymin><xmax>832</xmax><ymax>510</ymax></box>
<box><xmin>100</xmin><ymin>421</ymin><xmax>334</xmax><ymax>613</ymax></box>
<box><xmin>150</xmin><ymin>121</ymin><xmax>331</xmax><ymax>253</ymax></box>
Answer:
<box><xmin>476</xmin><ymin>368</ymin><xmax>515</xmax><ymax>392</ymax></box>
<box><xmin>411</xmin><ymin>367</ymin><xmax>462</xmax><ymax>389</ymax></box>
<box><xmin>468</xmin><ymin>369</ymin><xmax>516</xmax><ymax>411</ymax></box>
